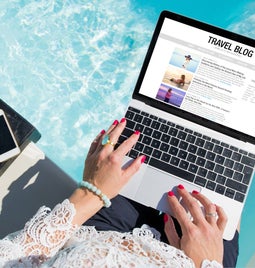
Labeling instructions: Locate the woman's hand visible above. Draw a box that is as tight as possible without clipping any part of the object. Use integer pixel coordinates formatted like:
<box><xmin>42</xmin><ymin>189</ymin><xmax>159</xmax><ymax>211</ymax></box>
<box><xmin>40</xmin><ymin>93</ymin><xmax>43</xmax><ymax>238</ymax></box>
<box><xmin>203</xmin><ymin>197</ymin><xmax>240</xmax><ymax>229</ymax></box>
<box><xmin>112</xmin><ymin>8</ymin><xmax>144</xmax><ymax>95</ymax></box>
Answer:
<box><xmin>164</xmin><ymin>185</ymin><xmax>227</xmax><ymax>268</ymax></box>
<box><xmin>69</xmin><ymin>118</ymin><xmax>145</xmax><ymax>225</ymax></box>
<box><xmin>83</xmin><ymin>118</ymin><xmax>145</xmax><ymax>199</ymax></box>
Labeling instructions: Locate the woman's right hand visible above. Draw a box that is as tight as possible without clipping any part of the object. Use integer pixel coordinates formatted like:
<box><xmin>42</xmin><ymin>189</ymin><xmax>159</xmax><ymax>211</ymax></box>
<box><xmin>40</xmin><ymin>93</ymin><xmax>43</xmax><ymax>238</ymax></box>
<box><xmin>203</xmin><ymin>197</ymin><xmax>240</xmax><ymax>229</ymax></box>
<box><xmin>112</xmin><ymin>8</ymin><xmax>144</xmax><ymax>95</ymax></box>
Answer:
<box><xmin>164</xmin><ymin>185</ymin><xmax>227</xmax><ymax>268</ymax></box>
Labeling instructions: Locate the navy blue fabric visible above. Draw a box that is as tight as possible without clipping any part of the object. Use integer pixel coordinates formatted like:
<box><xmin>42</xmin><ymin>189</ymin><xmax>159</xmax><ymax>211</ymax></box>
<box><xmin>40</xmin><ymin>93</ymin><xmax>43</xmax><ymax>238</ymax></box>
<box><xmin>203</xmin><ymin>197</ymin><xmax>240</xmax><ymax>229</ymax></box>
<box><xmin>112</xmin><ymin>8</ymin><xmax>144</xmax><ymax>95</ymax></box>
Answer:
<box><xmin>84</xmin><ymin>195</ymin><xmax>239</xmax><ymax>267</ymax></box>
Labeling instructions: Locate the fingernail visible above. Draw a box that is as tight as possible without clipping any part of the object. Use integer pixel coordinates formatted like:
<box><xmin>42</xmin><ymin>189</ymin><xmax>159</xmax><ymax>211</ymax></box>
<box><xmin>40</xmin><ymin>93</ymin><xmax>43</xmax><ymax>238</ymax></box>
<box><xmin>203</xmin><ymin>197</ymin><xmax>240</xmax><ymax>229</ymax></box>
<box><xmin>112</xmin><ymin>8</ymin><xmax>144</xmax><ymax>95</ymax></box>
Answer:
<box><xmin>134</xmin><ymin>130</ymin><xmax>140</xmax><ymax>135</ymax></box>
<box><xmin>141</xmin><ymin>155</ymin><xmax>146</xmax><ymax>163</ymax></box>
<box><xmin>178</xmin><ymin>184</ymin><xmax>184</xmax><ymax>190</ymax></box>
<box><xmin>120</xmin><ymin>118</ymin><xmax>126</xmax><ymax>123</ymax></box>
<box><xmin>163</xmin><ymin>214</ymin><xmax>168</xmax><ymax>223</ymax></box>
<box><xmin>100</xmin><ymin>129</ymin><xmax>106</xmax><ymax>134</ymax></box>
<box><xmin>168</xmin><ymin>191</ymin><xmax>175</xmax><ymax>197</ymax></box>
<box><xmin>112</xmin><ymin>120</ymin><xmax>119</xmax><ymax>125</ymax></box>
<box><xmin>192</xmin><ymin>190</ymin><xmax>199</xmax><ymax>195</ymax></box>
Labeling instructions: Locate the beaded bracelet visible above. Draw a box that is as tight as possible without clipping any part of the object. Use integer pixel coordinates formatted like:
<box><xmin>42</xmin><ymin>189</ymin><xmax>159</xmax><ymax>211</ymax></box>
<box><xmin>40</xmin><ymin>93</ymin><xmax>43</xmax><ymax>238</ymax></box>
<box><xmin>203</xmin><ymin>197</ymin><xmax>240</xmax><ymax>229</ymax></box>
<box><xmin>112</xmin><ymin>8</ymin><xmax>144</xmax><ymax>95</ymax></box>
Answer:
<box><xmin>78</xmin><ymin>181</ymin><xmax>112</xmax><ymax>208</ymax></box>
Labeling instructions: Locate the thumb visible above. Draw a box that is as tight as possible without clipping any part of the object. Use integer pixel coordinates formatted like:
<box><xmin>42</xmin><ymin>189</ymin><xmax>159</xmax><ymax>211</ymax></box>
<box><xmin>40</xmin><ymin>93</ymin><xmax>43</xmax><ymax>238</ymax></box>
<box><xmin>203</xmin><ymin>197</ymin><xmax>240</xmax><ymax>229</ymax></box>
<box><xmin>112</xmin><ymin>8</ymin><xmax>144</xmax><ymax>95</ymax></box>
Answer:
<box><xmin>164</xmin><ymin>214</ymin><xmax>180</xmax><ymax>249</ymax></box>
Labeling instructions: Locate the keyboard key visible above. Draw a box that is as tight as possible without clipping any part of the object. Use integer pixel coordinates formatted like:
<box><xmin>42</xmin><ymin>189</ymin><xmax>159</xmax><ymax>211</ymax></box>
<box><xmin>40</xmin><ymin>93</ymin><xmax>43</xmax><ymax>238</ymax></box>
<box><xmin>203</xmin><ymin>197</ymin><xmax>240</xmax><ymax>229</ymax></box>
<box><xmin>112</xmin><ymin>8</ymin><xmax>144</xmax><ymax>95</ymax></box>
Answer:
<box><xmin>188</xmin><ymin>144</ymin><xmax>198</xmax><ymax>154</ymax></box>
<box><xmin>224</xmin><ymin>159</ymin><xmax>234</xmax><ymax>168</ymax></box>
<box><xmin>207</xmin><ymin>171</ymin><xmax>217</xmax><ymax>181</ymax></box>
<box><xmin>194</xmin><ymin>176</ymin><xmax>206</xmax><ymax>187</ymax></box>
<box><xmin>234</xmin><ymin>192</ymin><xmax>245</xmax><ymax>203</ymax></box>
<box><xmin>144</xmin><ymin>127</ymin><xmax>153</xmax><ymax>136</ymax></box>
<box><xmin>215</xmin><ymin>155</ymin><xmax>225</xmax><ymax>164</ymax></box>
<box><xmin>161</xmin><ymin>133</ymin><xmax>170</xmax><ymax>143</ymax></box>
<box><xmin>187</xmin><ymin>153</ymin><xmax>196</xmax><ymax>163</ymax></box>
<box><xmin>177</xmin><ymin>131</ymin><xmax>187</xmax><ymax>140</ymax></box>
<box><xmin>170</xmin><ymin>156</ymin><xmax>180</xmax><ymax>166</ymax></box>
<box><xmin>169</xmin><ymin>127</ymin><xmax>178</xmax><ymax>136</ymax></box>
<box><xmin>160</xmin><ymin>124</ymin><xmax>169</xmax><ymax>133</ymax></box>
<box><xmin>223</xmin><ymin>168</ymin><xmax>234</xmax><ymax>178</ymax></box>
<box><xmin>179</xmin><ymin>160</ymin><xmax>189</xmax><ymax>170</ymax></box>
<box><xmin>197</xmin><ymin>167</ymin><xmax>207</xmax><ymax>177</ymax></box>
<box><xmin>216</xmin><ymin>175</ymin><xmax>226</xmax><ymax>185</ymax></box>
<box><xmin>232</xmin><ymin>152</ymin><xmax>241</xmax><ymax>161</ymax></box>
<box><xmin>215</xmin><ymin>184</ymin><xmax>225</xmax><ymax>195</ymax></box>
<box><xmin>223</xmin><ymin>148</ymin><xmax>232</xmax><ymax>158</ymax></box>
<box><xmin>233</xmin><ymin>171</ymin><xmax>243</xmax><ymax>182</ymax></box>
<box><xmin>204</xmin><ymin>141</ymin><xmax>214</xmax><ymax>150</ymax></box>
<box><xmin>226</xmin><ymin>179</ymin><xmax>247</xmax><ymax>193</ymax></box>
<box><xmin>142</xmin><ymin>136</ymin><xmax>152</xmax><ymax>145</ymax></box>
<box><xmin>149</xmin><ymin>158</ymin><xmax>195</xmax><ymax>182</ymax></box>
<box><xmin>152</xmin><ymin>130</ymin><xmax>161</xmax><ymax>139</ymax></box>
<box><xmin>214</xmin><ymin>164</ymin><xmax>224</xmax><ymax>174</ymax></box>
<box><xmin>233</xmin><ymin>162</ymin><xmax>244</xmax><ymax>172</ymax></box>
<box><xmin>188</xmin><ymin>163</ymin><xmax>198</xmax><ymax>173</ymax></box>
<box><xmin>186</xmin><ymin>134</ymin><xmax>196</xmax><ymax>143</ymax></box>
<box><xmin>160</xmin><ymin>143</ymin><xmax>169</xmax><ymax>152</ymax></box>
<box><xmin>206</xmin><ymin>151</ymin><xmax>215</xmax><ymax>161</ymax></box>
<box><xmin>225</xmin><ymin>188</ymin><xmax>235</xmax><ymax>199</ymax></box>
<box><xmin>170</xmin><ymin>137</ymin><xmax>179</xmax><ymax>146</ymax></box>
<box><xmin>205</xmin><ymin>160</ymin><xmax>215</xmax><ymax>170</ymax></box>
<box><xmin>241</xmin><ymin>155</ymin><xmax>255</xmax><ymax>167</ymax></box>
<box><xmin>142</xmin><ymin>117</ymin><xmax>152</xmax><ymax>126</ymax></box>
<box><xmin>143</xmin><ymin>146</ymin><xmax>153</xmax><ymax>155</ymax></box>
<box><xmin>151</xmin><ymin>139</ymin><xmax>160</xmax><ymax>148</ymax></box>
<box><xmin>213</xmin><ymin>145</ymin><xmax>223</xmax><ymax>154</ymax></box>
<box><xmin>161</xmin><ymin>153</ymin><xmax>171</xmax><ymax>162</ymax></box>
<box><xmin>178</xmin><ymin>150</ymin><xmax>188</xmax><ymax>159</ymax></box>
<box><xmin>206</xmin><ymin>181</ymin><xmax>216</xmax><ymax>191</ymax></box>
<box><xmin>195</xmin><ymin>137</ymin><xmax>205</xmax><ymax>147</ymax></box>
<box><xmin>152</xmin><ymin>149</ymin><xmax>162</xmax><ymax>159</ymax></box>
<box><xmin>179</xmin><ymin>141</ymin><xmax>188</xmax><ymax>150</ymax></box>
<box><xmin>134</xmin><ymin>114</ymin><xmax>143</xmax><ymax>123</ymax></box>
<box><xmin>196</xmin><ymin>157</ymin><xmax>206</xmax><ymax>167</ymax></box>
<box><xmin>169</xmin><ymin>146</ymin><xmax>178</xmax><ymax>156</ymax></box>
<box><xmin>151</xmin><ymin>120</ymin><xmax>160</xmax><ymax>129</ymax></box>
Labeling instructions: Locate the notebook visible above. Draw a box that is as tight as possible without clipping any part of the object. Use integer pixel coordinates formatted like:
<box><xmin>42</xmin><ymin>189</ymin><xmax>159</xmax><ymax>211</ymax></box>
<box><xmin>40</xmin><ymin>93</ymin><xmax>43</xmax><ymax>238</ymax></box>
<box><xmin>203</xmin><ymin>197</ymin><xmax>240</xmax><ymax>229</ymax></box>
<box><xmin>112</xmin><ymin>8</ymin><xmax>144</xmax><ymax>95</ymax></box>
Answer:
<box><xmin>119</xmin><ymin>10</ymin><xmax>255</xmax><ymax>240</ymax></box>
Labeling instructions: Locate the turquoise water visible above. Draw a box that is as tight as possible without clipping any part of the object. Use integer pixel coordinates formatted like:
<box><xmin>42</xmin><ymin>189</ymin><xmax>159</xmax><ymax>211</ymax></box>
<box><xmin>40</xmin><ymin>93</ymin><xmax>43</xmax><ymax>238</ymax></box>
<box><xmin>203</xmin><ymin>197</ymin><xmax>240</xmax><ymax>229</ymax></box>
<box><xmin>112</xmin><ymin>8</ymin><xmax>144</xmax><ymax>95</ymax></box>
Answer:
<box><xmin>1</xmin><ymin>1</ymin><xmax>254</xmax><ymax>267</ymax></box>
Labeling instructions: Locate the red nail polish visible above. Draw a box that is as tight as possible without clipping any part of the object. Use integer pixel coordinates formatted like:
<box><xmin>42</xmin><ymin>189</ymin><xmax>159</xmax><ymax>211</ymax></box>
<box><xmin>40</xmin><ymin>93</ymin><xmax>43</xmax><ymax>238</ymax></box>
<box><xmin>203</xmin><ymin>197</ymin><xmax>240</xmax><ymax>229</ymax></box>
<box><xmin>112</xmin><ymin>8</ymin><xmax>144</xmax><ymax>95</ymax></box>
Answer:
<box><xmin>141</xmin><ymin>155</ymin><xmax>146</xmax><ymax>163</ymax></box>
<box><xmin>134</xmin><ymin>130</ymin><xmax>140</xmax><ymax>135</ymax></box>
<box><xmin>164</xmin><ymin>214</ymin><xmax>168</xmax><ymax>223</ymax></box>
<box><xmin>178</xmin><ymin>184</ymin><xmax>184</xmax><ymax>190</ymax></box>
<box><xmin>192</xmin><ymin>190</ymin><xmax>199</xmax><ymax>195</ymax></box>
<box><xmin>100</xmin><ymin>129</ymin><xmax>106</xmax><ymax>134</ymax></box>
<box><xmin>120</xmin><ymin>118</ymin><xmax>126</xmax><ymax>123</ymax></box>
<box><xmin>112</xmin><ymin>120</ymin><xmax>119</xmax><ymax>125</ymax></box>
<box><xmin>168</xmin><ymin>191</ymin><xmax>175</xmax><ymax>197</ymax></box>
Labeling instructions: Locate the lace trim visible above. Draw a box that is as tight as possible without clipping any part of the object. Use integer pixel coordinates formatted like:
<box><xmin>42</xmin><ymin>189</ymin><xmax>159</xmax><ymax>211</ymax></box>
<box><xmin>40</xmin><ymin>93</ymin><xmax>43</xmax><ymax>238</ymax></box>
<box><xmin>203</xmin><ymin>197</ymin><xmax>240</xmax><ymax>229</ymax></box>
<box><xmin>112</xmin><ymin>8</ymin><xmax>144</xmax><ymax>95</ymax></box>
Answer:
<box><xmin>6</xmin><ymin>199</ymin><xmax>77</xmax><ymax>260</ymax></box>
<box><xmin>1</xmin><ymin>199</ymin><xmax>195</xmax><ymax>267</ymax></box>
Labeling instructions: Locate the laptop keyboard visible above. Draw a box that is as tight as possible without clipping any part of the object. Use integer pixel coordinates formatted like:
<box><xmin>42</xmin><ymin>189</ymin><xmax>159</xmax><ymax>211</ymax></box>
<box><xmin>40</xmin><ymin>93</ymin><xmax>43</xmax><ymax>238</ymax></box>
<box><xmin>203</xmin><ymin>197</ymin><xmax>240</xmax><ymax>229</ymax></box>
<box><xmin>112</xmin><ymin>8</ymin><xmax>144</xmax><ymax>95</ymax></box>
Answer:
<box><xmin>118</xmin><ymin>106</ymin><xmax>255</xmax><ymax>203</ymax></box>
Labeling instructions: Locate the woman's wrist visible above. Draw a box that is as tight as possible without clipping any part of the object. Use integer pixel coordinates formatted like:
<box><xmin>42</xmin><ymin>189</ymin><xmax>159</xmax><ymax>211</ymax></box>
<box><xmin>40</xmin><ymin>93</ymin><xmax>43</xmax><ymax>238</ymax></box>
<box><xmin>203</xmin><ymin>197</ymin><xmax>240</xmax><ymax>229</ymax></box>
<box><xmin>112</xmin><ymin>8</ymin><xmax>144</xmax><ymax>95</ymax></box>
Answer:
<box><xmin>69</xmin><ymin>187</ymin><xmax>104</xmax><ymax>226</ymax></box>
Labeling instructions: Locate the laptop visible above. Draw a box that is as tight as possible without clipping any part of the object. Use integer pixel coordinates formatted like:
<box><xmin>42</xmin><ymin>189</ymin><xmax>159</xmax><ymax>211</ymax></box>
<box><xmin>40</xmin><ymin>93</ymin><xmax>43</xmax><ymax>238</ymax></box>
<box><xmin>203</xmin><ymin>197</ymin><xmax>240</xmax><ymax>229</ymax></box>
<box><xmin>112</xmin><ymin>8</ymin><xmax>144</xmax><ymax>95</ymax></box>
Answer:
<box><xmin>119</xmin><ymin>10</ymin><xmax>255</xmax><ymax>240</ymax></box>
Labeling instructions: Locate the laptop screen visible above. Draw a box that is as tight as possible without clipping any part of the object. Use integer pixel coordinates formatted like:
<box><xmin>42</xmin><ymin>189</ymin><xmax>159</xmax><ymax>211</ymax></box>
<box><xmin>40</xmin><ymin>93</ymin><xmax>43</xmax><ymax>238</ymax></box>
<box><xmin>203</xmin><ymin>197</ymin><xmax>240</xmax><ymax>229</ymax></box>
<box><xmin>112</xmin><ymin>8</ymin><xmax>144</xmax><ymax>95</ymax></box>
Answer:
<box><xmin>134</xmin><ymin>11</ymin><xmax>255</xmax><ymax>144</ymax></box>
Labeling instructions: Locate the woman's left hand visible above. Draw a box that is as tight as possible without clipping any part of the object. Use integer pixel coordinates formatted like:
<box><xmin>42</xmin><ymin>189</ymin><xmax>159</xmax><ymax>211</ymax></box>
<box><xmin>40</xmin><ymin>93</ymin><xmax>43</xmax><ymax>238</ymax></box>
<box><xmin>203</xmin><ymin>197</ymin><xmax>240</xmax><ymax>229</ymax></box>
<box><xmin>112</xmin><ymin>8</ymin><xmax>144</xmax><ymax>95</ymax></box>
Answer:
<box><xmin>83</xmin><ymin>118</ymin><xmax>145</xmax><ymax>199</ymax></box>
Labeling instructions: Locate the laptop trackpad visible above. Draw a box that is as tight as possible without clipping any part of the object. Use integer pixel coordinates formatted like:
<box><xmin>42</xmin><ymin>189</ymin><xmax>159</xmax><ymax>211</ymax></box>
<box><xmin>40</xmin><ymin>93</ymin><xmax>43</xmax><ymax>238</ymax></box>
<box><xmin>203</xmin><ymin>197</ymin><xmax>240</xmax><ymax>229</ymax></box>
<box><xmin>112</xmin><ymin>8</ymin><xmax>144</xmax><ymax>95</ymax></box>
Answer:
<box><xmin>134</xmin><ymin>167</ymin><xmax>201</xmax><ymax>215</ymax></box>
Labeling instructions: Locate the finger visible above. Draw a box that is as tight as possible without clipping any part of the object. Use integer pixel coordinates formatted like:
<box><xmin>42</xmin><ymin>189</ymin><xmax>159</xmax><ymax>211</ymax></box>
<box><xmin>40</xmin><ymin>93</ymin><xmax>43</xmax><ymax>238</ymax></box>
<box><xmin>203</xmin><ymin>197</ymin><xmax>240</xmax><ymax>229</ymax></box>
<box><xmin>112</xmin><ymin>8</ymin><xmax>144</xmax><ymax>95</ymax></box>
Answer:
<box><xmin>167</xmin><ymin>190</ymin><xmax>192</xmax><ymax>234</ymax></box>
<box><xmin>122</xmin><ymin>154</ymin><xmax>146</xmax><ymax>182</ymax></box>
<box><xmin>215</xmin><ymin>205</ymin><xmax>228</xmax><ymax>232</ymax></box>
<box><xmin>191</xmin><ymin>191</ymin><xmax>217</xmax><ymax>225</ymax></box>
<box><xmin>115</xmin><ymin>130</ymin><xmax>140</xmax><ymax>157</ymax></box>
<box><xmin>100</xmin><ymin>118</ymin><xmax>126</xmax><ymax>151</ymax></box>
<box><xmin>164</xmin><ymin>214</ymin><xmax>180</xmax><ymax>249</ymax></box>
<box><xmin>87</xmin><ymin>129</ymin><xmax>105</xmax><ymax>156</ymax></box>
<box><xmin>177</xmin><ymin>186</ymin><xmax>206</xmax><ymax>224</ymax></box>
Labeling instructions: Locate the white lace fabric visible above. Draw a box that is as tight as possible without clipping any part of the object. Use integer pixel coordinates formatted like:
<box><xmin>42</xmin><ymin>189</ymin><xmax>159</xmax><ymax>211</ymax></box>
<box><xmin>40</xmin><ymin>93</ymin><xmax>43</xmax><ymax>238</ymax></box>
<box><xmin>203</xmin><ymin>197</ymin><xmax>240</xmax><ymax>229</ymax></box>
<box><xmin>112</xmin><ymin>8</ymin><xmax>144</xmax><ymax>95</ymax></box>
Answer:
<box><xmin>0</xmin><ymin>199</ymin><xmax>197</xmax><ymax>267</ymax></box>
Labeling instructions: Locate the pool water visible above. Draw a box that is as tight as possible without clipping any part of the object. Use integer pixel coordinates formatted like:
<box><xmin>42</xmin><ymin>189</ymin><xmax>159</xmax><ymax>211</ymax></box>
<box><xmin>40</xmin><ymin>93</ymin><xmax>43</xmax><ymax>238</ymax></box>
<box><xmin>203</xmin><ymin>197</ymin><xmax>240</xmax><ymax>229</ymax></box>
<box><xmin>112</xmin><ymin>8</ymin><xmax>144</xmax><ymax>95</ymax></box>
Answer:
<box><xmin>1</xmin><ymin>1</ymin><xmax>254</xmax><ymax>267</ymax></box>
